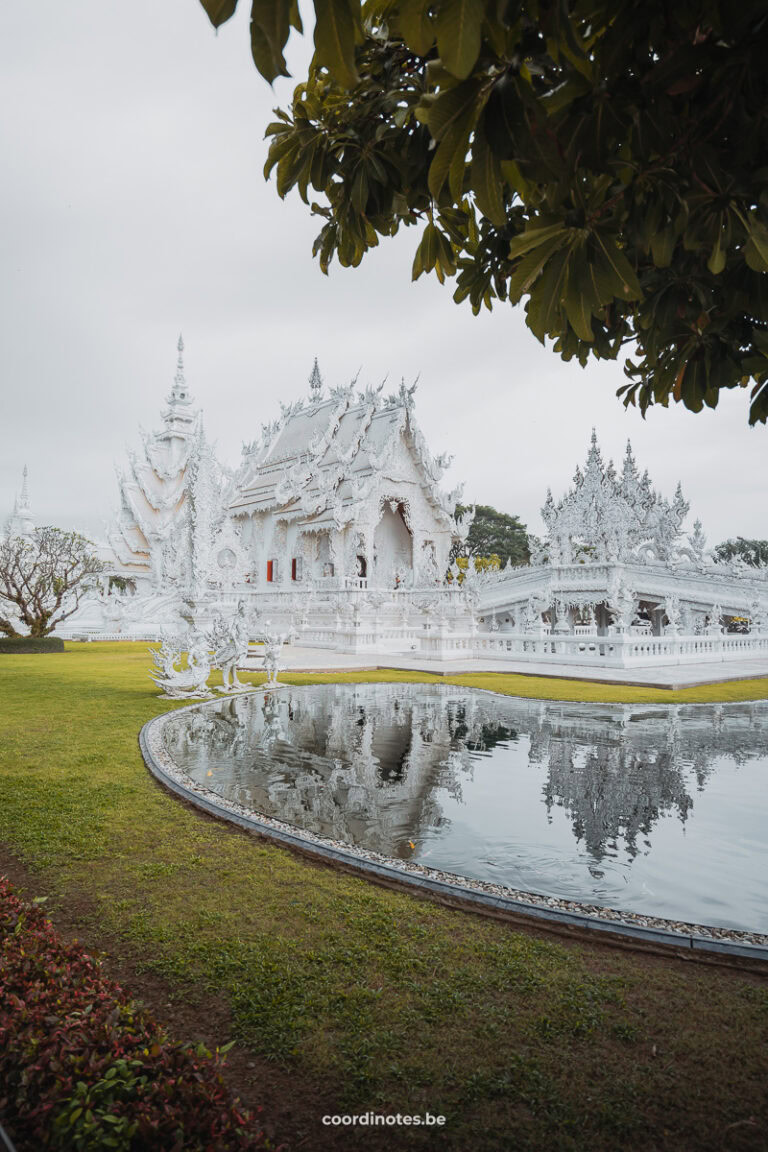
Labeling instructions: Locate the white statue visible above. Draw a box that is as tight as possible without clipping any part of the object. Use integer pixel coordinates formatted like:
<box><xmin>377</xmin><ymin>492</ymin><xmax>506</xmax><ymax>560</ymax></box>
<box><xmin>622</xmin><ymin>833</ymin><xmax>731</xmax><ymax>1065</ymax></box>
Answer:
<box><xmin>150</xmin><ymin>631</ymin><xmax>212</xmax><ymax>699</ymax></box>
<box><xmin>664</xmin><ymin>594</ymin><xmax>681</xmax><ymax>634</ymax></box>
<box><xmin>261</xmin><ymin>621</ymin><xmax>288</xmax><ymax>688</ymax></box>
<box><xmin>707</xmin><ymin>604</ymin><xmax>724</xmax><ymax>635</ymax></box>
<box><xmin>210</xmin><ymin>600</ymin><xmax>252</xmax><ymax>693</ymax></box>
<box><xmin>607</xmin><ymin>579</ymin><xmax>637</xmax><ymax>633</ymax></box>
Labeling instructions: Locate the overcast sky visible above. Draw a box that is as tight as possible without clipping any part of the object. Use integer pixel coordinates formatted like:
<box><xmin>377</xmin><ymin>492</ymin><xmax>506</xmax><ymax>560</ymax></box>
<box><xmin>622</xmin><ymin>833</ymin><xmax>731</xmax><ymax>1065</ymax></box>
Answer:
<box><xmin>1</xmin><ymin>1</ymin><xmax>765</xmax><ymax>547</ymax></box>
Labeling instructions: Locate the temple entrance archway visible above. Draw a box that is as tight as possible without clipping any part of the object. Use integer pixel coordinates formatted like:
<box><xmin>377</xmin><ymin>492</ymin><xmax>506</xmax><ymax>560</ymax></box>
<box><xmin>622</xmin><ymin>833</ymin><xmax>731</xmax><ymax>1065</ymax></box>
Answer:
<box><xmin>374</xmin><ymin>502</ymin><xmax>412</xmax><ymax>583</ymax></box>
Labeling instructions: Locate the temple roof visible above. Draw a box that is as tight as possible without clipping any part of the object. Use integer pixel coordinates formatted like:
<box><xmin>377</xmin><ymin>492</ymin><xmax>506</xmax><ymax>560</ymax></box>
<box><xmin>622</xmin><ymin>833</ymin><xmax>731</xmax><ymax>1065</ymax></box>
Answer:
<box><xmin>541</xmin><ymin>431</ymin><xmax>691</xmax><ymax>564</ymax></box>
<box><xmin>230</xmin><ymin>368</ymin><xmax>458</xmax><ymax>528</ymax></box>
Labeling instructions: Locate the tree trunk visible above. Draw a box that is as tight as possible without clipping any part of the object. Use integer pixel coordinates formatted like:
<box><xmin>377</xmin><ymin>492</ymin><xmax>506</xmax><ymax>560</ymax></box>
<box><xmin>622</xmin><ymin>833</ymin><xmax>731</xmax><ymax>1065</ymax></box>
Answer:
<box><xmin>29</xmin><ymin>617</ymin><xmax>53</xmax><ymax>638</ymax></box>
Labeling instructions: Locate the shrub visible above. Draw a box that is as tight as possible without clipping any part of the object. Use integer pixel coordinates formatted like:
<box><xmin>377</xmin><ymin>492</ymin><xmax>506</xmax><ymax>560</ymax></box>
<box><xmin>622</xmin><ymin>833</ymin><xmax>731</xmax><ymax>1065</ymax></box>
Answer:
<box><xmin>0</xmin><ymin>878</ymin><xmax>272</xmax><ymax>1150</ymax></box>
<box><xmin>0</xmin><ymin>637</ymin><xmax>65</xmax><ymax>654</ymax></box>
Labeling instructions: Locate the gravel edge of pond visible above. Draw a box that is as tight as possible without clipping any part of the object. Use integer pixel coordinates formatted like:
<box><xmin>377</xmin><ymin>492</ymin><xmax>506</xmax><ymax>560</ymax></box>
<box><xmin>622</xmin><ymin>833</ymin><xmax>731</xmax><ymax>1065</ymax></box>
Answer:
<box><xmin>139</xmin><ymin>695</ymin><xmax>768</xmax><ymax>962</ymax></box>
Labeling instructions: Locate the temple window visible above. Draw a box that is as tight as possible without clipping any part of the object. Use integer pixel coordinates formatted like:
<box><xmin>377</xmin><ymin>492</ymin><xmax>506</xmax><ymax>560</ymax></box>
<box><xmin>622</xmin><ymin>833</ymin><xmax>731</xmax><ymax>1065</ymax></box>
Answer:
<box><xmin>267</xmin><ymin>559</ymin><xmax>278</xmax><ymax>582</ymax></box>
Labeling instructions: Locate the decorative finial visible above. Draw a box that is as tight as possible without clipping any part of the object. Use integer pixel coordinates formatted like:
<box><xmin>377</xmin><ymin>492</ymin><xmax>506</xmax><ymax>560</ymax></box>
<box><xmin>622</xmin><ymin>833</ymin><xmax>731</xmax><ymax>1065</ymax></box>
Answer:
<box><xmin>308</xmin><ymin>357</ymin><xmax>323</xmax><ymax>398</ymax></box>
<box><xmin>21</xmin><ymin>464</ymin><xmax>29</xmax><ymax>504</ymax></box>
<box><xmin>175</xmin><ymin>334</ymin><xmax>185</xmax><ymax>389</ymax></box>
<box><xmin>586</xmin><ymin>428</ymin><xmax>602</xmax><ymax>465</ymax></box>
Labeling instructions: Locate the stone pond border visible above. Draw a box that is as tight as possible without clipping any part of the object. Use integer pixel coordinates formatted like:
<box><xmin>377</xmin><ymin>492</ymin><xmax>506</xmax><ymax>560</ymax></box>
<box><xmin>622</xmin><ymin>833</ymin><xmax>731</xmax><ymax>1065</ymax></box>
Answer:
<box><xmin>138</xmin><ymin>689</ymin><xmax>768</xmax><ymax>967</ymax></box>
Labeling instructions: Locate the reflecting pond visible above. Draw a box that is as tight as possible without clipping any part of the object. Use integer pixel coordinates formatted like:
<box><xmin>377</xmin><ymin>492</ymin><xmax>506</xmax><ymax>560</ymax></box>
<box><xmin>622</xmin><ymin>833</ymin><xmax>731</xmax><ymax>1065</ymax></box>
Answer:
<box><xmin>161</xmin><ymin>684</ymin><xmax>768</xmax><ymax>932</ymax></box>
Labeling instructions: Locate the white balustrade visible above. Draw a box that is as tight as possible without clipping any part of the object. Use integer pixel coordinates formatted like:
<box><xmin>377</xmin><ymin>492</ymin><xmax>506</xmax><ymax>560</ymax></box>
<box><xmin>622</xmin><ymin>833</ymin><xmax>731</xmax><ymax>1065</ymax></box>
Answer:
<box><xmin>417</xmin><ymin>629</ymin><xmax>768</xmax><ymax>667</ymax></box>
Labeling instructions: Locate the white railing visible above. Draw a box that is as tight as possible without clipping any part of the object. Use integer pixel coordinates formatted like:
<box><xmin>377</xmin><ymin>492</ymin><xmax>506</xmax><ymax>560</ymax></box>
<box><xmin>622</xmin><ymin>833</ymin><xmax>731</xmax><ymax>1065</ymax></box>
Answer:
<box><xmin>418</xmin><ymin>629</ymin><xmax>768</xmax><ymax>667</ymax></box>
<box><xmin>478</xmin><ymin>559</ymin><xmax>767</xmax><ymax>620</ymax></box>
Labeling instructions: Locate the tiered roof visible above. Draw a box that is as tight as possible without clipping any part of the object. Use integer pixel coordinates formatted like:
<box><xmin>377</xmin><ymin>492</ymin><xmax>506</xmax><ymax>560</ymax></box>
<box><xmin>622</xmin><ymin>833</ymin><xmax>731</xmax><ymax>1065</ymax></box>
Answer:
<box><xmin>541</xmin><ymin>431</ymin><xmax>692</xmax><ymax>563</ymax></box>
<box><xmin>108</xmin><ymin>336</ymin><xmax>202</xmax><ymax>571</ymax></box>
<box><xmin>231</xmin><ymin>363</ymin><xmax>460</xmax><ymax>531</ymax></box>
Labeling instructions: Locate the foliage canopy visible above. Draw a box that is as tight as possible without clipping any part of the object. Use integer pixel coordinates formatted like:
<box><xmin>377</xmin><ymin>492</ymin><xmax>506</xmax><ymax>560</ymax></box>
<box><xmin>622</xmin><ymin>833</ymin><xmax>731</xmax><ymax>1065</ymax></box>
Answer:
<box><xmin>199</xmin><ymin>0</ymin><xmax>768</xmax><ymax>424</ymax></box>
<box><xmin>0</xmin><ymin>527</ymin><xmax>103</xmax><ymax>638</ymax></box>
<box><xmin>455</xmin><ymin>503</ymin><xmax>530</xmax><ymax>565</ymax></box>
<box><xmin>714</xmin><ymin>537</ymin><xmax>768</xmax><ymax>567</ymax></box>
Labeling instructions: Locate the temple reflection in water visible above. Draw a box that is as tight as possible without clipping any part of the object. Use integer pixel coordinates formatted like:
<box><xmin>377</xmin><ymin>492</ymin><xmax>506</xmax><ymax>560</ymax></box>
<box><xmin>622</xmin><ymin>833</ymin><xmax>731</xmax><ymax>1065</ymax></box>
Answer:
<box><xmin>162</xmin><ymin>686</ymin><xmax>768</xmax><ymax>930</ymax></box>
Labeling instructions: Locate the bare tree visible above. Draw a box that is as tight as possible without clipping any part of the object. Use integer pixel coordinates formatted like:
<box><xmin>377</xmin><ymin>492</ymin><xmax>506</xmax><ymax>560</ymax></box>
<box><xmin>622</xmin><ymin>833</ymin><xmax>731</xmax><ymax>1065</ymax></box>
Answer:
<box><xmin>0</xmin><ymin>527</ymin><xmax>103</xmax><ymax>638</ymax></box>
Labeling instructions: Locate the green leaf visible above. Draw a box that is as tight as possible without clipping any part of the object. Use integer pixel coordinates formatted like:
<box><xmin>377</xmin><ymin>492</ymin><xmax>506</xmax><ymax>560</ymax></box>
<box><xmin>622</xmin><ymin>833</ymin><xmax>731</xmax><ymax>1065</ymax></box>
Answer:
<box><xmin>264</xmin><ymin>131</ymin><xmax>298</xmax><ymax>181</ymax></box>
<box><xmin>649</xmin><ymin>225</ymin><xmax>676</xmax><ymax>269</ymax></box>
<box><xmin>250</xmin><ymin>0</ymin><xmax>291</xmax><ymax>83</ymax></box>
<box><xmin>707</xmin><ymin>230</ymin><xmax>726</xmax><ymax>275</ymax></box>
<box><xmin>398</xmin><ymin>0</ymin><xmax>435</xmax><ymax>57</ymax></box>
<box><xmin>541</xmin><ymin>74</ymin><xmax>591</xmax><ymax>116</ymax></box>
<box><xmin>526</xmin><ymin>248</ymin><xmax>570</xmax><ymax>341</ymax></box>
<box><xmin>288</xmin><ymin>0</ymin><xmax>302</xmax><ymax>32</ymax></box>
<box><xmin>250</xmin><ymin>24</ymin><xmax>284</xmax><ymax>83</ymax></box>
<box><xmin>416</xmin><ymin>78</ymin><xmax>482</xmax><ymax>141</ymax></box>
<box><xmin>507</xmin><ymin>223</ymin><xmax>569</xmax><ymax>261</ymax></box>
<box><xmin>435</xmin><ymin>0</ymin><xmax>485</xmax><ymax>80</ymax></box>
<box><xmin>744</xmin><ymin>217</ymin><xmax>768</xmax><ymax>273</ymax></box>
<box><xmin>199</xmin><ymin>0</ymin><xmax>239</xmax><ymax>27</ymax></box>
<box><xmin>563</xmin><ymin>254</ymin><xmax>597</xmax><ymax>341</ymax></box>
<box><xmin>314</xmin><ymin>0</ymin><xmax>359</xmax><ymax>88</ymax></box>
<box><xmin>594</xmin><ymin>235</ymin><xmax>642</xmax><ymax>300</ymax></box>
<box><xmin>413</xmin><ymin>222</ymin><xmax>440</xmax><ymax>279</ymax></box>
<box><xmin>428</xmin><ymin>105</ymin><xmax>476</xmax><ymax>200</ymax></box>
<box><xmin>351</xmin><ymin>163</ymin><xmax>369</xmax><ymax>213</ymax></box>
<box><xmin>470</xmin><ymin>130</ymin><xmax>505</xmax><ymax>227</ymax></box>
<box><xmin>507</xmin><ymin>234</ymin><xmax>568</xmax><ymax>303</ymax></box>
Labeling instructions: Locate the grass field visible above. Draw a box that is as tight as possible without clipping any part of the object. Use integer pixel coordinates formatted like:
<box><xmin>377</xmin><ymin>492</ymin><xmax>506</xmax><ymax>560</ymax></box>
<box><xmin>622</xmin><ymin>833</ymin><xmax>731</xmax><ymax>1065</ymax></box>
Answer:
<box><xmin>1</xmin><ymin>642</ymin><xmax>767</xmax><ymax>1151</ymax></box>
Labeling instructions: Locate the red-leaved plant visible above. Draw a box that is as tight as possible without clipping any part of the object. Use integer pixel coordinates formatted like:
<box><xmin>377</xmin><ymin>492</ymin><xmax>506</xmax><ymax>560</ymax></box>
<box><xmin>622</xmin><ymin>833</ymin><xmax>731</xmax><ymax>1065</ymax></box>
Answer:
<box><xmin>0</xmin><ymin>877</ymin><xmax>273</xmax><ymax>1150</ymax></box>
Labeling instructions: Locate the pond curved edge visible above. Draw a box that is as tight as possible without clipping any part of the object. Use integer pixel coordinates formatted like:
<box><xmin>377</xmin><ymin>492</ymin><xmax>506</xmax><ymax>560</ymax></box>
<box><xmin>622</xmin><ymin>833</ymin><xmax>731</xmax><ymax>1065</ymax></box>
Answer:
<box><xmin>138</xmin><ymin>705</ymin><xmax>768</xmax><ymax>967</ymax></box>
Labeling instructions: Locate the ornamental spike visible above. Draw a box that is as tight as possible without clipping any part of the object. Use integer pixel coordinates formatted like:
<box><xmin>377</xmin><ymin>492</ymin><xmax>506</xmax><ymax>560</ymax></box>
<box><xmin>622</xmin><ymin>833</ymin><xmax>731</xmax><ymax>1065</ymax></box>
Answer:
<box><xmin>175</xmin><ymin>333</ymin><xmax>185</xmax><ymax>389</ymax></box>
<box><xmin>308</xmin><ymin>357</ymin><xmax>324</xmax><ymax>397</ymax></box>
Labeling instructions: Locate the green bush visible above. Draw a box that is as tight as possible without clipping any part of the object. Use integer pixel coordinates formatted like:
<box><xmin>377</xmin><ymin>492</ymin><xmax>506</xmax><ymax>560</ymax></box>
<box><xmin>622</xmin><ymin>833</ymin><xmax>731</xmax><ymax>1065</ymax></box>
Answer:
<box><xmin>0</xmin><ymin>637</ymin><xmax>65</xmax><ymax>654</ymax></box>
<box><xmin>0</xmin><ymin>878</ymin><xmax>270</xmax><ymax>1150</ymax></box>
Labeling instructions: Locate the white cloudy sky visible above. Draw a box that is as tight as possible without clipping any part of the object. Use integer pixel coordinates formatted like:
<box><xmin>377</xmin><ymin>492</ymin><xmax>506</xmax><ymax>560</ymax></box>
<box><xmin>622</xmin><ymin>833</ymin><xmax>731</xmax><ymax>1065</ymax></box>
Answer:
<box><xmin>1</xmin><ymin>1</ymin><xmax>765</xmax><ymax>546</ymax></box>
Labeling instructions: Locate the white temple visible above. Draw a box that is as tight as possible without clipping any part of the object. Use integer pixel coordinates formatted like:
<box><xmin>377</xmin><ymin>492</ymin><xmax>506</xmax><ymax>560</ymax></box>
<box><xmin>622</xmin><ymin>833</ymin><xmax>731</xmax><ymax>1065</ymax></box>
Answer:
<box><xmin>230</xmin><ymin>360</ymin><xmax>461</xmax><ymax>591</ymax></box>
<box><xmin>51</xmin><ymin>340</ymin><xmax>768</xmax><ymax>670</ymax></box>
<box><xmin>469</xmin><ymin>433</ymin><xmax>768</xmax><ymax>668</ymax></box>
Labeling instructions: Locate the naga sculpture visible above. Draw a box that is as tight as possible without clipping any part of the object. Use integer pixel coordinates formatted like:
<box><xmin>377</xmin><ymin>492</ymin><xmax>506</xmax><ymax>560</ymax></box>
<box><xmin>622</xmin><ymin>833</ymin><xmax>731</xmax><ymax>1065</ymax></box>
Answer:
<box><xmin>150</xmin><ymin>631</ymin><xmax>212</xmax><ymax>699</ymax></box>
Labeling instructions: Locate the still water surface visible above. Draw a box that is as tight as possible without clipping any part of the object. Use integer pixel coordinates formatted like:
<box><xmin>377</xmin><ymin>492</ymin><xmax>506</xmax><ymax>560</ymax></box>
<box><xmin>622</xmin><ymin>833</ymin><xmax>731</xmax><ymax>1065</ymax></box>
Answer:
<box><xmin>162</xmin><ymin>684</ymin><xmax>768</xmax><ymax>932</ymax></box>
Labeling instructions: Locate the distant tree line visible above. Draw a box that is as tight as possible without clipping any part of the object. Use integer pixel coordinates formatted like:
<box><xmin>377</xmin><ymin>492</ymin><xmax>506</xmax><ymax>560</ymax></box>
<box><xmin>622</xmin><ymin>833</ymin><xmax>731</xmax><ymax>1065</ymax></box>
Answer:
<box><xmin>714</xmin><ymin>537</ymin><xmax>768</xmax><ymax>567</ymax></box>
<box><xmin>453</xmin><ymin>504</ymin><xmax>530</xmax><ymax>568</ymax></box>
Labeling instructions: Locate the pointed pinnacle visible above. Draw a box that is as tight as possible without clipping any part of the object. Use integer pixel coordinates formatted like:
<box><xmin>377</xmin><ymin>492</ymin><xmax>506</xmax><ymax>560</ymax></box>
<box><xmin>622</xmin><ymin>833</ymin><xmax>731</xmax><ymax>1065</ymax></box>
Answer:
<box><xmin>308</xmin><ymin>357</ymin><xmax>323</xmax><ymax>394</ymax></box>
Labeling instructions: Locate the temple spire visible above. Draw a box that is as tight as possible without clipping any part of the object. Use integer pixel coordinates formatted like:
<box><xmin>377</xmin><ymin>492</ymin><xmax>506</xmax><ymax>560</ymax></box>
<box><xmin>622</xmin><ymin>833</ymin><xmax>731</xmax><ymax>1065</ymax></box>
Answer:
<box><xmin>6</xmin><ymin>465</ymin><xmax>35</xmax><ymax>539</ymax></box>
<box><xmin>162</xmin><ymin>333</ymin><xmax>197</xmax><ymax>439</ymax></box>
<box><xmin>175</xmin><ymin>333</ymin><xmax>185</xmax><ymax>390</ymax></box>
<box><xmin>585</xmin><ymin>427</ymin><xmax>603</xmax><ymax>470</ymax></box>
<box><xmin>166</xmin><ymin>333</ymin><xmax>194</xmax><ymax>407</ymax></box>
<box><xmin>308</xmin><ymin>357</ymin><xmax>324</xmax><ymax>400</ymax></box>
<box><xmin>20</xmin><ymin>464</ymin><xmax>29</xmax><ymax>509</ymax></box>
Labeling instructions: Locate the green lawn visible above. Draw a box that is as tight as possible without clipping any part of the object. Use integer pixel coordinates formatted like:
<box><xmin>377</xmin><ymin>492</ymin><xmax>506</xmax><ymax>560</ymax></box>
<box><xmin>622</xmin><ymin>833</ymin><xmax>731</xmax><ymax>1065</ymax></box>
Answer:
<box><xmin>1</xmin><ymin>642</ymin><xmax>767</xmax><ymax>1152</ymax></box>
